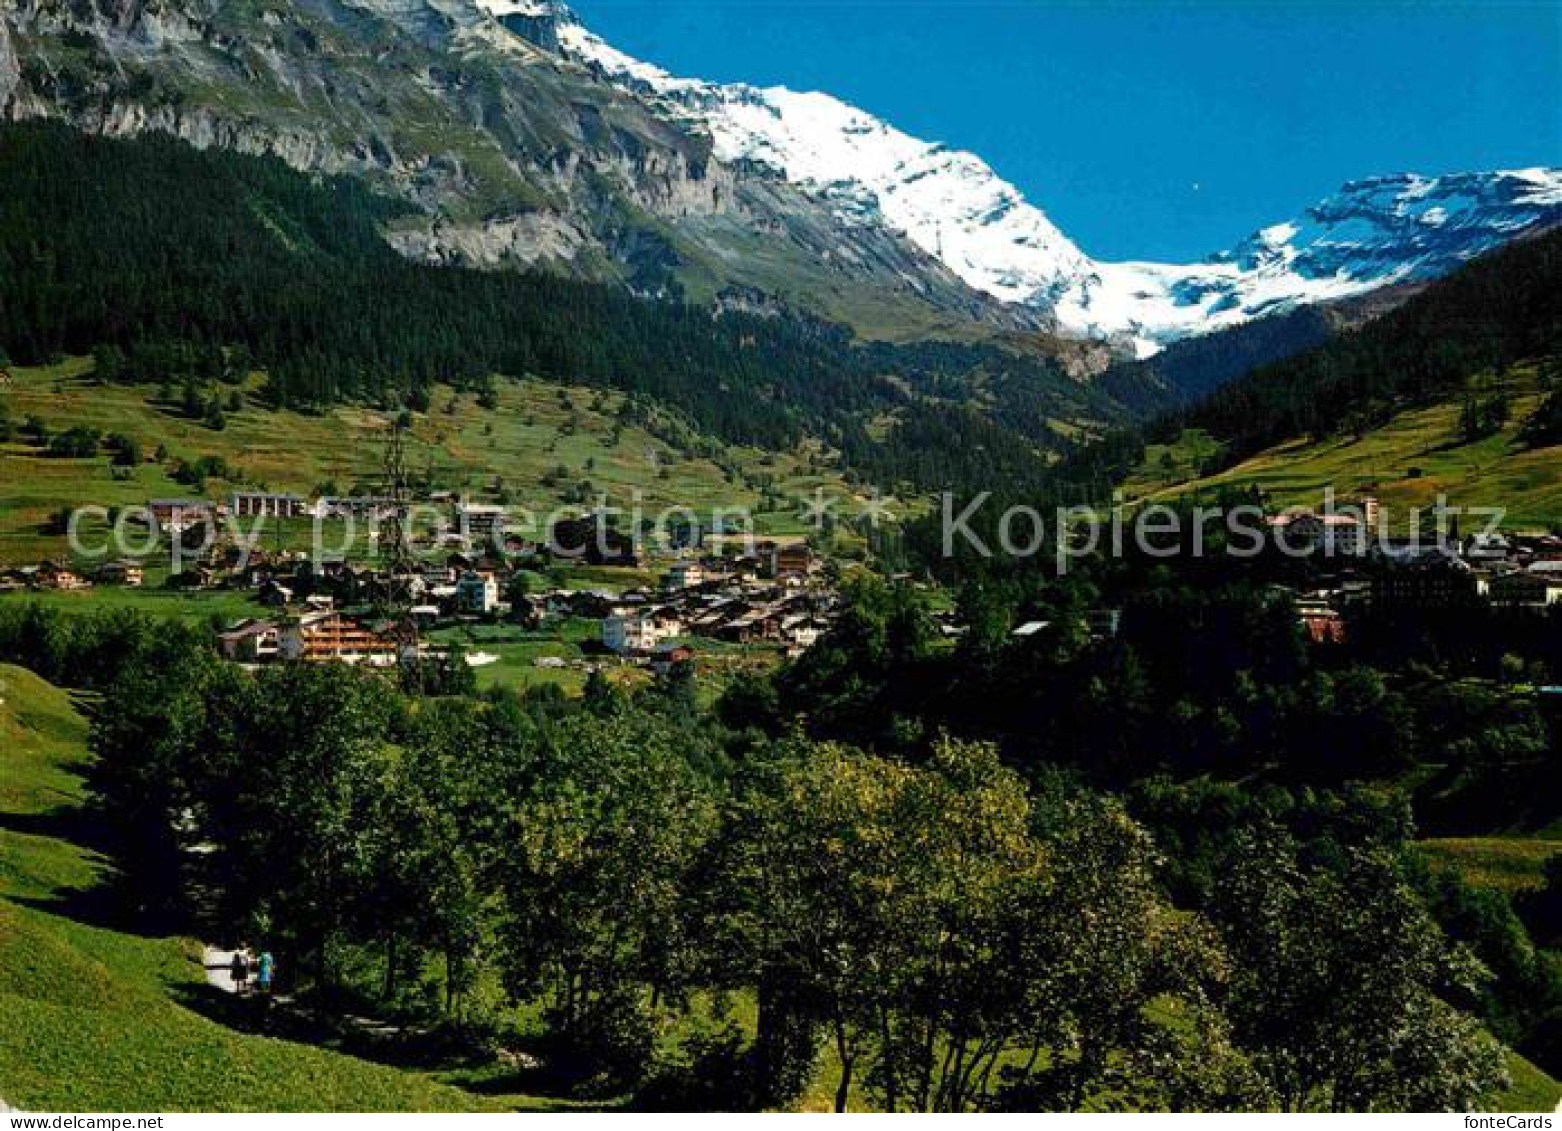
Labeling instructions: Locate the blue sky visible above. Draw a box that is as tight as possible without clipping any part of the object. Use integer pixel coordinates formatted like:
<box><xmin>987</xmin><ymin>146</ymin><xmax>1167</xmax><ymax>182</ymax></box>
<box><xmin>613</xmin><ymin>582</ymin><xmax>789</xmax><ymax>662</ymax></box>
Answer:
<box><xmin>568</xmin><ymin>1</ymin><xmax>1562</xmax><ymax>261</ymax></box>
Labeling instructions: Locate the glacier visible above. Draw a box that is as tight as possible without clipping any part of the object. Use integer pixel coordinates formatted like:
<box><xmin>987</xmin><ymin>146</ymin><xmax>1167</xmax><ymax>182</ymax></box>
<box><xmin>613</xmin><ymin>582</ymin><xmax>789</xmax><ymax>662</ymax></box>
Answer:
<box><xmin>485</xmin><ymin>1</ymin><xmax>1562</xmax><ymax>357</ymax></box>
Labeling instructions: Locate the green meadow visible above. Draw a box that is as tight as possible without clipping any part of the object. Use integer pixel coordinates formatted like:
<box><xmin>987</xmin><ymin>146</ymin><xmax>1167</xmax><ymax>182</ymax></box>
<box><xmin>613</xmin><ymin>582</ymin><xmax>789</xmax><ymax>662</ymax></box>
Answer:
<box><xmin>0</xmin><ymin>357</ymin><xmax>874</xmax><ymax>566</ymax></box>
<box><xmin>1124</xmin><ymin>363</ymin><xmax>1562</xmax><ymax>531</ymax></box>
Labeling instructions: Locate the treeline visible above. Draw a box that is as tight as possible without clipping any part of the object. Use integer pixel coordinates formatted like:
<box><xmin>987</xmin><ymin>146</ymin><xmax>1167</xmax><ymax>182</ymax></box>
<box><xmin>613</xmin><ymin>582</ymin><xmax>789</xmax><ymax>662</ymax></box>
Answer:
<box><xmin>0</xmin><ymin>600</ymin><xmax>1534</xmax><ymax>1111</ymax></box>
<box><xmin>0</xmin><ymin>122</ymin><xmax>1117</xmax><ymax>495</ymax></box>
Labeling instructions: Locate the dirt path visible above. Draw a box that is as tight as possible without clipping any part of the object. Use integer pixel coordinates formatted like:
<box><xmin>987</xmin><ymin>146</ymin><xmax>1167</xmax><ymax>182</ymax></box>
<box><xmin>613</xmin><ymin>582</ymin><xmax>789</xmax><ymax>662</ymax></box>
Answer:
<box><xmin>203</xmin><ymin>945</ymin><xmax>244</xmax><ymax>993</ymax></box>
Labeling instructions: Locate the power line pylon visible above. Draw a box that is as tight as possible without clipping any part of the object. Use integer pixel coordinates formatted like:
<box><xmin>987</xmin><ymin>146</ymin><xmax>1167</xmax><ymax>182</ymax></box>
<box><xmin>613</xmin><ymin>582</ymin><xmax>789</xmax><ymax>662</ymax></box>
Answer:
<box><xmin>382</xmin><ymin>416</ymin><xmax>422</xmax><ymax>688</ymax></box>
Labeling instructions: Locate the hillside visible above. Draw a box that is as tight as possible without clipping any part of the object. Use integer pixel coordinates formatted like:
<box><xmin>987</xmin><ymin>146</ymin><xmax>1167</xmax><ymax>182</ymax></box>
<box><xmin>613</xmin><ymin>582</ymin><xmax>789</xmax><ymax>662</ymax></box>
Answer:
<box><xmin>0</xmin><ymin>355</ymin><xmax>867</xmax><ymax>566</ymax></box>
<box><xmin>0</xmin><ymin>663</ymin><xmax>502</xmax><ymax>1111</ymax></box>
<box><xmin>1125</xmin><ymin>360</ymin><xmax>1562</xmax><ymax>529</ymax></box>
<box><xmin>0</xmin><ymin>122</ymin><xmax>1133</xmax><ymax>498</ymax></box>
<box><xmin>0</xmin><ymin>0</ymin><xmax>1026</xmax><ymax>338</ymax></box>
<box><xmin>1155</xmin><ymin>225</ymin><xmax>1562</xmax><ymax>470</ymax></box>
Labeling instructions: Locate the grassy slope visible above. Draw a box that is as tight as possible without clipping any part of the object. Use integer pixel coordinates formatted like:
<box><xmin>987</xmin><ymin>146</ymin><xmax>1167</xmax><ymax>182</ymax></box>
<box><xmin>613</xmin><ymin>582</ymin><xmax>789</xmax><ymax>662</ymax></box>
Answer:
<box><xmin>0</xmin><ymin>357</ymin><xmax>871</xmax><ymax>566</ymax></box>
<box><xmin>1417</xmin><ymin>838</ymin><xmax>1562</xmax><ymax>896</ymax></box>
<box><xmin>1123</xmin><ymin>363</ymin><xmax>1562</xmax><ymax>530</ymax></box>
<box><xmin>0</xmin><ymin>663</ymin><xmax>497</xmax><ymax>1112</ymax></box>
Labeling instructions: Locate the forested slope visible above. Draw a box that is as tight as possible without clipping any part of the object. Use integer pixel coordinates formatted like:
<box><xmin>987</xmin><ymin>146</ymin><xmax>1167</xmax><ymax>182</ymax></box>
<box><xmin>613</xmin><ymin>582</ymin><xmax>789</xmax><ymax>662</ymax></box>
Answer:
<box><xmin>0</xmin><ymin>122</ymin><xmax>1141</xmax><ymax>494</ymax></box>
<box><xmin>1158</xmin><ymin>226</ymin><xmax>1562</xmax><ymax>469</ymax></box>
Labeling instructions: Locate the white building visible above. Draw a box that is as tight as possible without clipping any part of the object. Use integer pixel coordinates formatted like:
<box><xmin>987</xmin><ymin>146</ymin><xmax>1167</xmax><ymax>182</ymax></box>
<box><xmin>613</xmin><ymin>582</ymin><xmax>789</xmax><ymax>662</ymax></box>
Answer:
<box><xmin>458</xmin><ymin>503</ymin><xmax>508</xmax><ymax>546</ymax></box>
<box><xmin>603</xmin><ymin>614</ymin><xmax>661</xmax><ymax>655</ymax></box>
<box><xmin>230</xmin><ymin>491</ymin><xmax>307</xmax><ymax>519</ymax></box>
<box><xmin>1267</xmin><ymin>511</ymin><xmax>1368</xmax><ymax>556</ymax></box>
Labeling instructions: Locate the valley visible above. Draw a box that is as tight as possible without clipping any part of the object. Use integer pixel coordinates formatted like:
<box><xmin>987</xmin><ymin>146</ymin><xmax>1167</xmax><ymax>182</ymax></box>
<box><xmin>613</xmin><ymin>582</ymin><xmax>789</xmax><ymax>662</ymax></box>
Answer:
<box><xmin>0</xmin><ymin>0</ymin><xmax>1559</xmax><ymax>1118</ymax></box>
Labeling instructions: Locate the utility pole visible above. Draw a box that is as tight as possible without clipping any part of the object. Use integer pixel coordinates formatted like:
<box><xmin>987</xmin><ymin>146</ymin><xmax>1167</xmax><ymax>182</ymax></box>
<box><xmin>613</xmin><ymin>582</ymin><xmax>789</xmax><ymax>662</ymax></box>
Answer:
<box><xmin>382</xmin><ymin>416</ymin><xmax>422</xmax><ymax>689</ymax></box>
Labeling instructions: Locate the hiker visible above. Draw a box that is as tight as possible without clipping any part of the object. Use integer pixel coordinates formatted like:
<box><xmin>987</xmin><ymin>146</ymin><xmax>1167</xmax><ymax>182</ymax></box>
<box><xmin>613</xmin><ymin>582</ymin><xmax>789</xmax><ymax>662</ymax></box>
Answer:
<box><xmin>230</xmin><ymin>946</ymin><xmax>251</xmax><ymax>995</ymax></box>
<box><xmin>256</xmin><ymin>949</ymin><xmax>275</xmax><ymax>997</ymax></box>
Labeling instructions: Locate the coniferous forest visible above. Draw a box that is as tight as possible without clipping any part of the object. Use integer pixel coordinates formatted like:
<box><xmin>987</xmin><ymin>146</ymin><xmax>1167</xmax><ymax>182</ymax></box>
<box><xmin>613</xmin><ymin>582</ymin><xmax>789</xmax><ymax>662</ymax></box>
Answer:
<box><xmin>0</xmin><ymin>123</ymin><xmax>1127</xmax><ymax>495</ymax></box>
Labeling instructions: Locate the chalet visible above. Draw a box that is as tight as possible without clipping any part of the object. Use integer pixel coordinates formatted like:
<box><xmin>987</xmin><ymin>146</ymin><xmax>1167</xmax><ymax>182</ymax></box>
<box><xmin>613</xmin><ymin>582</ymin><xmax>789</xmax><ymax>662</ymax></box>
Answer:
<box><xmin>218</xmin><ymin>619</ymin><xmax>281</xmax><ymax>663</ymax></box>
<box><xmin>1302</xmin><ymin>609</ymin><xmax>1347</xmax><ymax>644</ymax></box>
<box><xmin>758</xmin><ymin>540</ymin><xmax>817</xmax><ymax>579</ymax></box>
<box><xmin>667</xmin><ymin>560</ymin><xmax>706</xmax><ymax>589</ymax></box>
<box><xmin>94</xmin><ymin>559</ymin><xmax>144</xmax><ymax>587</ymax></box>
<box><xmin>36</xmin><ymin>561</ymin><xmax>87</xmax><ymax>591</ymax></box>
<box><xmin>651</xmin><ymin>644</ymin><xmax>695</xmax><ymax>677</ymax></box>
<box><xmin>230</xmin><ymin>491</ymin><xmax>307</xmax><ymax>519</ymax></box>
<box><xmin>717</xmin><ymin>609</ymin><xmax>782</xmax><ymax>644</ymax></box>
<box><xmin>645</xmin><ymin>605</ymin><xmax>685</xmax><ymax>637</ymax></box>
<box><xmin>278</xmin><ymin>610</ymin><xmax>398</xmax><ymax>666</ymax></box>
<box><xmin>1296</xmin><ymin>598</ymin><xmax>1347</xmax><ymax>644</ymax></box>
<box><xmin>148</xmin><ymin>499</ymin><xmax>215</xmax><ymax>534</ymax></box>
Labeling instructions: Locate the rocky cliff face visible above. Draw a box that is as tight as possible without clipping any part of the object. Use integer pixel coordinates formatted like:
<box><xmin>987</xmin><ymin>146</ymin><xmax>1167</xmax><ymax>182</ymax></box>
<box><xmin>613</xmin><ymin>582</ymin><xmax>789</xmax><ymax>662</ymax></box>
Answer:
<box><xmin>0</xmin><ymin>15</ymin><xmax>18</xmax><ymax>115</ymax></box>
<box><xmin>0</xmin><ymin>0</ymin><xmax>1036</xmax><ymax>335</ymax></box>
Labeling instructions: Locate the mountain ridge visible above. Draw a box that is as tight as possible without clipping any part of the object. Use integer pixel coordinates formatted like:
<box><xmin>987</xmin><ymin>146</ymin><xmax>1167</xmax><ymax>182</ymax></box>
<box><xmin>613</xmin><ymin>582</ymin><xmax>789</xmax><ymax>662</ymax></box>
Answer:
<box><xmin>3</xmin><ymin>0</ymin><xmax>1558</xmax><ymax>362</ymax></box>
<box><xmin>0</xmin><ymin>0</ymin><xmax>1041</xmax><ymax>340</ymax></box>
<box><xmin>519</xmin><ymin>0</ymin><xmax>1562</xmax><ymax>356</ymax></box>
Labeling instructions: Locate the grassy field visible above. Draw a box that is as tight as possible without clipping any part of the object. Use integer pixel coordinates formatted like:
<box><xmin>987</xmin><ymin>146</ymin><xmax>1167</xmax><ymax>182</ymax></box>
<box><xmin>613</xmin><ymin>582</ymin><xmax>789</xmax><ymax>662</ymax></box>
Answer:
<box><xmin>0</xmin><ymin>583</ymin><xmax>272</xmax><ymax>626</ymax></box>
<box><xmin>430</xmin><ymin>618</ymin><xmax>785</xmax><ymax>699</ymax></box>
<box><xmin>1417</xmin><ymin>837</ymin><xmax>1562</xmax><ymax>896</ymax></box>
<box><xmin>0</xmin><ymin>357</ymin><xmax>878</xmax><ymax>566</ymax></box>
<box><xmin>1123</xmin><ymin>363</ymin><xmax>1562</xmax><ymax>531</ymax></box>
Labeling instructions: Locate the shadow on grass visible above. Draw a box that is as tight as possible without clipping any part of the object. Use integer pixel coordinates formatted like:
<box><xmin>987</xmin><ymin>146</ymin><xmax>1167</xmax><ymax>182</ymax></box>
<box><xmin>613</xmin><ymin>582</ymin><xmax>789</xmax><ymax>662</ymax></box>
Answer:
<box><xmin>164</xmin><ymin>978</ymin><xmax>601</xmax><ymax>1110</ymax></box>
<box><xmin>0</xmin><ymin>802</ymin><xmax>109</xmax><ymax>851</ymax></box>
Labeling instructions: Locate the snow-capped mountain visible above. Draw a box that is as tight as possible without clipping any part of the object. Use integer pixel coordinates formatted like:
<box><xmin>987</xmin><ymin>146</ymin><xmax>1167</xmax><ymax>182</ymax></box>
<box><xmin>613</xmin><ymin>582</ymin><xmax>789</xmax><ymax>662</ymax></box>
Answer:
<box><xmin>498</xmin><ymin>1</ymin><xmax>1562</xmax><ymax>356</ymax></box>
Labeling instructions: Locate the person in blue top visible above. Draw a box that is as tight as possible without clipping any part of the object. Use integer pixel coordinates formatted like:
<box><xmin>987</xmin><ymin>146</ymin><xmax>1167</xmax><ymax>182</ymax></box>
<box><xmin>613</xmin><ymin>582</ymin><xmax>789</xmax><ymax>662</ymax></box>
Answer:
<box><xmin>255</xmin><ymin>949</ymin><xmax>275</xmax><ymax>997</ymax></box>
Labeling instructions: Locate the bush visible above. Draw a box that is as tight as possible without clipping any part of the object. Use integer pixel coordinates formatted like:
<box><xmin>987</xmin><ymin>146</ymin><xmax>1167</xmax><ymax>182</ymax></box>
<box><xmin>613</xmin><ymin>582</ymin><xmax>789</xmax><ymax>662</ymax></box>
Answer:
<box><xmin>46</xmin><ymin>426</ymin><xmax>101</xmax><ymax>458</ymax></box>
<box><xmin>538</xmin><ymin>988</ymin><xmax>657</xmax><ymax>1098</ymax></box>
<box><xmin>636</xmin><ymin>1023</ymin><xmax>757</xmax><ymax>1112</ymax></box>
